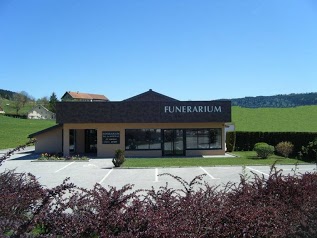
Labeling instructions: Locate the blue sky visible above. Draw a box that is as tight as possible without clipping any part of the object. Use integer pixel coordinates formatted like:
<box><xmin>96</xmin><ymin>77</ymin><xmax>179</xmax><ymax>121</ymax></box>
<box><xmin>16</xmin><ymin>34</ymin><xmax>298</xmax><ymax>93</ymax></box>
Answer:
<box><xmin>0</xmin><ymin>0</ymin><xmax>316</xmax><ymax>101</ymax></box>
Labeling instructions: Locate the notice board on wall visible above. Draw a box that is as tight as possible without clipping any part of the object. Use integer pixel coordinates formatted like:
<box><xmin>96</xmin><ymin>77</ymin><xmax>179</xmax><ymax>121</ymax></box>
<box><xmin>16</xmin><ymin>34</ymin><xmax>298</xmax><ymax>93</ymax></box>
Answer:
<box><xmin>102</xmin><ymin>131</ymin><xmax>120</xmax><ymax>144</ymax></box>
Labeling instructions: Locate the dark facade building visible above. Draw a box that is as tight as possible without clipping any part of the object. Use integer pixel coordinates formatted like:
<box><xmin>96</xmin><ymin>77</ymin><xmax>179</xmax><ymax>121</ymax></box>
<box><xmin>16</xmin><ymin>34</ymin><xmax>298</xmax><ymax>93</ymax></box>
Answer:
<box><xmin>30</xmin><ymin>90</ymin><xmax>231</xmax><ymax>157</ymax></box>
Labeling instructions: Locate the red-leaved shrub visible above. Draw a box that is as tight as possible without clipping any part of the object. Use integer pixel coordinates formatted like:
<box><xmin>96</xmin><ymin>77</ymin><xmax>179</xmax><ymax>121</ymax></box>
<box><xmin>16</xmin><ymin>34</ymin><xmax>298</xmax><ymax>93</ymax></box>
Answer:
<box><xmin>1</xmin><ymin>142</ymin><xmax>317</xmax><ymax>237</ymax></box>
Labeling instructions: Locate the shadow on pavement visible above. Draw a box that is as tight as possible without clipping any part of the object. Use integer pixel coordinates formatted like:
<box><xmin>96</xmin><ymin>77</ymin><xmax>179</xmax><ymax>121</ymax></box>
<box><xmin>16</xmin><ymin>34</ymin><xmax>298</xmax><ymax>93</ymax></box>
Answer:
<box><xmin>10</xmin><ymin>152</ymin><xmax>40</xmax><ymax>161</ymax></box>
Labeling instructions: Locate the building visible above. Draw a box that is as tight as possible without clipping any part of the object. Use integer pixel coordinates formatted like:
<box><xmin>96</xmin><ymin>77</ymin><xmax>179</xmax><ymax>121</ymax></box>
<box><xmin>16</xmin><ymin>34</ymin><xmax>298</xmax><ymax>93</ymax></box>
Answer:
<box><xmin>27</xmin><ymin>105</ymin><xmax>56</xmax><ymax>120</ymax></box>
<box><xmin>29</xmin><ymin>90</ymin><xmax>231</xmax><ymax>157</ymax></box>
<box><xmin>61</xmin><ymin>91</ymin><xmax>109</xmax><ymax>102</ymax></box>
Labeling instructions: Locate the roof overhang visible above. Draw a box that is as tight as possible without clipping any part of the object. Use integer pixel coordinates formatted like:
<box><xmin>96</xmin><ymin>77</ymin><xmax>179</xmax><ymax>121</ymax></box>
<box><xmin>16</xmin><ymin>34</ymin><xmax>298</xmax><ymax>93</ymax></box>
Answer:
<box><xmin>28</xmin><ymin>124</ymin><xmax>62</xmax><ymax>138</ymax></box>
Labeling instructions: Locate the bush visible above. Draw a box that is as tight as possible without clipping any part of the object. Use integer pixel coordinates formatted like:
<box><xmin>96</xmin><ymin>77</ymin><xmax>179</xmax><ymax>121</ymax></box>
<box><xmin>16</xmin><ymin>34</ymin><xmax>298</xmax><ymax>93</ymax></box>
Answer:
<box><xmin>254</xmin><ymin>142</ymin><xmax>269</xmax><ymax>149</ymax></box>
<box><xmin>0</xmin><ymin>170</ymin><xmax>43</xmax><ymax>235</ymax></box>
<box><xmin>226</xmin><ymin>131</ymin><xmax>236</xmax><ymax>152</ymax></box>
<box><xmin>300</xmin><ymin>137</ymin><xmax>317</xmax><ymax>162</ymax></box>
<box><xmin>253</xmin><ymin>142</ymin><xmax>274</xmax><ymax>159</ymax></box>
<box><xmin>275</xmin><ymin>141</ymin><xmax>294</xmax><ymax>158</ymax></box>
<box><xmin>112</xmin><ymin>149</ymin><xmax>125</xmax><ymax>167</ymax></box>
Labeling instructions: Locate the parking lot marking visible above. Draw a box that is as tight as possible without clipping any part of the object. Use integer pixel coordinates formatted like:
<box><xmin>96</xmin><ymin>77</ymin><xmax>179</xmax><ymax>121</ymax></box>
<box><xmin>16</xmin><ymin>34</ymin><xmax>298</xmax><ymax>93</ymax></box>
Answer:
<box><xmin>154</xmin><ymin>168</ymin><xmax>159</xmax><ymax>182</ymax></box>
<box><xmin>54</xmin><ymin>162</ymin><xmax>75</xmax><ymax>173</ymax></box>
<box><xmin>200</xmin><ymin>167</ymin><xmax>220</xmax><ymax>180</ymax></box>
<box><xmin>99</xmin><ymin>169</ymin><xmax>113</xmax><ymax>184</ymax></box>
<box><xmin>246</xmin><ymin>166</ymin><xmax>269</xmax><ymax>176</ymax></box>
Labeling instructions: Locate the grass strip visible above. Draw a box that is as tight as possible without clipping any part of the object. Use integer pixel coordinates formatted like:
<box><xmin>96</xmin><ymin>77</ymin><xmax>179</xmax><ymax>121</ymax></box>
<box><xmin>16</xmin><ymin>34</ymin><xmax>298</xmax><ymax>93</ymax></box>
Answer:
<box><xmin>122</xmin><ymin>151</ymin><xmax>308</xmax><ymax>167</ymax></box>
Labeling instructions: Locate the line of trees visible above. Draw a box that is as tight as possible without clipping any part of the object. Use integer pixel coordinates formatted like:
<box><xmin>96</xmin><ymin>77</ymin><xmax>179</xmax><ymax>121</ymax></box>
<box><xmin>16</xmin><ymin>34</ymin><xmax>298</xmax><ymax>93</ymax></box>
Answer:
<box><xmin>230</xmin><ymin>92</ymin><xmax>317</xmax><ymax>108</ymax></box>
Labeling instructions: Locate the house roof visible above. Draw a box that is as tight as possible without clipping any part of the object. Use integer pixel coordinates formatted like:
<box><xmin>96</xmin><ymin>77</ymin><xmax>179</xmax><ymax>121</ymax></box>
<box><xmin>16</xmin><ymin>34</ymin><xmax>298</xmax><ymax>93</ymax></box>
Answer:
<box><xmin>28</xmin><ymin>124</ymin><xmax>62</xmax><ymax>138</ymax></box>
<box><xmin>62</xmin><ymin>91</ymin><xmax>109</xmax><ymax>101</ymax></box>
<box><xmin>124</xmin><ymin>89</ymin><xmax>178</xmax><ymax>102</ymax></box>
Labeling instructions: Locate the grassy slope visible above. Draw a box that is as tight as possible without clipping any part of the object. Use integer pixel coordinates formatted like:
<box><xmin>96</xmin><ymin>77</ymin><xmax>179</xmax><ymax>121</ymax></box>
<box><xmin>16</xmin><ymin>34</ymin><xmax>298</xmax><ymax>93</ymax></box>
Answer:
<box><xmin>0</xmin><ymin>115</ymin><xmax>56</xmax><ymax>149</ymax></box>
<box><xmin>232</xmin><ymin>105</ymin><xmax>317</xmax><ymax>132</ymax></box>
<box><xmin>1</xmin><ymin>98</ymin><xmax>35</xmax><ymax>115</ymax></box>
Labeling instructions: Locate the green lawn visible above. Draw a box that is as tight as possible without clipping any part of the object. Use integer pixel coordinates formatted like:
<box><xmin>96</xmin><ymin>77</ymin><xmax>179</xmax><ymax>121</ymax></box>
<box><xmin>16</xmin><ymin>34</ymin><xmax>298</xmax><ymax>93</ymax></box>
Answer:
<box><xmin>232</xmin><ymin>105</ymin><xmax>317</xmax><ymax>132</ymax></box>
<box><xmin>0</xmin><ymin>115</ymin><xmax>56</xmax><ymax>149</ymax></box>
<box><xmin>122</xmin><ymin>151</ymin><xmax>307</xmax><ymax>167</ymax></box>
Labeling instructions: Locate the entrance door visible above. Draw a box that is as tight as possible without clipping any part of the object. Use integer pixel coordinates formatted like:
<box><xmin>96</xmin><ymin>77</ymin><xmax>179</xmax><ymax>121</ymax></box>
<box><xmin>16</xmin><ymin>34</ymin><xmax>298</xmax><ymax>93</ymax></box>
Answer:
<box><xmin>163</xmin><ymin>129</ymin><xmax>185</xmax><ymax>156</ymax></box>
<box><xmin>69</xmin><ymin>129</ymin><xmax>76</xmax><ymax>153</ymax></box>
<box><xmin>85</xmin><ymin>129</ymin><xmax>97</xmax><ymax>154</ymax></box>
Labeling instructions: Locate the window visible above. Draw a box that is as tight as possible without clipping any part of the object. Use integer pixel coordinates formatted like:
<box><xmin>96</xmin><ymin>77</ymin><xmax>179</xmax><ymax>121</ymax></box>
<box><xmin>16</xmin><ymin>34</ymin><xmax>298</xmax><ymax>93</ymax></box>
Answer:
<box><xmin>125</xmin><ymin>129</ymin><xmax>161</xmax><ymax>150</ymax></box>
<box><xmin>186</xmin><ymin>128</ymin><xmax>222</xmax><ymax>150</ymax></box>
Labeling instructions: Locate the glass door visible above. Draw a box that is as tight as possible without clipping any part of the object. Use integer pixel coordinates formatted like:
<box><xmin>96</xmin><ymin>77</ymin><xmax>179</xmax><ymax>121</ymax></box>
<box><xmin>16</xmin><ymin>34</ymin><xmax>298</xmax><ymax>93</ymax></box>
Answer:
<box><xmin>85</xmin><ymin>129</ymin><xmax>97</xmax><ymax>154</ymax></box>
<box><xmin>163</xmin><ymin>129</ymin><xmax>185</xmax><ymax>156</ymax></box>
<box><xmin>69</xmin><ymin>129</ymin><xmax>76</xmax><ymax>153</ymax></box>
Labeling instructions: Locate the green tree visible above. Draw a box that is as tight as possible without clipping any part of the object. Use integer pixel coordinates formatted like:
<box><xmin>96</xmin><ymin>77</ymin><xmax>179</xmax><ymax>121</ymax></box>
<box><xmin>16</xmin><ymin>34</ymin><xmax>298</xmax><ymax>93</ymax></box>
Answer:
<box><xmin>37</xmin><ymin>96</ymin><xmax>49</xmax><ymax>109</ymax></box>
<box><xmin>12</xmin><ymin>93</ymin><xmax>25</xmax><ymax>115</ymax></box>
<box><xmin>49</xmin><ymin>92</ymin><xmax>59</xmax><ymax>113</ymax></box>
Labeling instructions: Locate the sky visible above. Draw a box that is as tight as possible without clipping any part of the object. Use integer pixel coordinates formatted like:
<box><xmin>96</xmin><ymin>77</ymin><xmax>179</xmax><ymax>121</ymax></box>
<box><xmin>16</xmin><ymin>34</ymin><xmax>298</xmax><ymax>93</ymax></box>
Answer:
<box><xmin>0</xmin><ymin>0</ymin><xmax>316</xmax><ymax>101</ymax></box>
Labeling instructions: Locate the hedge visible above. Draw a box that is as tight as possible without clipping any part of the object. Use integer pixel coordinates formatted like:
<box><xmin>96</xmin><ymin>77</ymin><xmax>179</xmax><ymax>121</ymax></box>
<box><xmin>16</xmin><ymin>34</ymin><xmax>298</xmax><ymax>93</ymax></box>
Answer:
<box><xmin>2</xmin><ymin>140</ymin><xmax>317</xmax><ymax>237</ymax></box>
<box><xmin>4</xmin><ymin>113</ymin><xmax>27</xmax><ymax>119</ymax></box>
<box><xmin>226</xmin><ymin>131</ymin><xmax>317</xmax><ymax>156</ymax></box>
<box><xmin>2</xmin><ymin>162</ymin><xmax>317</xmax><ymax>237</ymax></box>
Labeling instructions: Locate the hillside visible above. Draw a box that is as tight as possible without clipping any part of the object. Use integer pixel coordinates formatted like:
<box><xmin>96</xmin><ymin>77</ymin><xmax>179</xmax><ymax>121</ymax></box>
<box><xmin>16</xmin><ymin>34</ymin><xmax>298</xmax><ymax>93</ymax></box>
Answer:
<box><xmin>0</xmin><ymin>89</ymin><xmax>16</xmax><ymax>100</ymax></box>
<box><xmin>232</xmin><ymin>105</ymin><xmax>317</xmax><ymax>132</ymax></box>
<box><xmin>230</xmin><ymin>92</ymin><xmax>317</xmax><ymax>108</ymax></box>
<box><xmin>0</xmin><ymin>89</ymin><xmax>37</xmax><ymax>115</ymax></box>
<box><xmin>0</xmin><ymin>97</ymin><xmax>35</xmax><ymax>115</ymax></box>
<box><xmin>0</xmin><ymin>115</ymin><xmax>56</xmax><ymax>149</ymax></box>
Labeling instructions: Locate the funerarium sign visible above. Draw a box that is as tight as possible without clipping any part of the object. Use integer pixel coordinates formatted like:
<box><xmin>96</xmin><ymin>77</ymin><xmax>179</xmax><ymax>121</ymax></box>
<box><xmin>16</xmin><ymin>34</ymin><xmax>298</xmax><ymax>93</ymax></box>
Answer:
<box><xmin>164</xmin><ymin>105</ymin><xmax>222</xmax><ymax>113</ymax></box>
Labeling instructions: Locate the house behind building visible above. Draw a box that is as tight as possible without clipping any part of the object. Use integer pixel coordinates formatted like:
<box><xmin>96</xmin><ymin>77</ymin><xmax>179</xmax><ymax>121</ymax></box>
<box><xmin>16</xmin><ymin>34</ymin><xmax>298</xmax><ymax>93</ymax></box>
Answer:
<box><xmin>28</xmin><ymin>105</ymin><xmax>56</xmax><ymax>120</ymax></box>
<box><xmin>61</xmin><ymin>91</ymin><xmax>109</xmax><ymax>102</ymax></box>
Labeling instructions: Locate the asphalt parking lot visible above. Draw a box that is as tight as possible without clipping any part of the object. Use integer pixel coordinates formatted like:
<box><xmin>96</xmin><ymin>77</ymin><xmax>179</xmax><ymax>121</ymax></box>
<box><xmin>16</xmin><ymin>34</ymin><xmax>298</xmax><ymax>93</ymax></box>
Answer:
<box><xmin>1</xmin><ymin>149</ymin><xmax>316</xmax><ymax>192</ymax></box>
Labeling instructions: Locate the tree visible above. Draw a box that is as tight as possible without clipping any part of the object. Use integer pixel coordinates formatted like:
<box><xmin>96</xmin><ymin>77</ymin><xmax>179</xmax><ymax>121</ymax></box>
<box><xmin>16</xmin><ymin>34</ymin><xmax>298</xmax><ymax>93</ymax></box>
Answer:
<box><xmin>20</xmin><ymin>91</ymin><xmax>35</xmax><ymax>104</ymax></box>
<box><xmin>37</xmin><ymin>96</ymin><xmax>49</xmax><ymax>108</ymax></box>
<box><xmin>49</xmin><ymin>92</ymin><xmax>59</xmax><ymax>113</ymax></box>
<box><xmin>19</xmin><ymin>91</ymin><xmax>29</xmax><ymax>107</ymax></box>
<box><xmin>12</xmin><ymin>93</ymin><xmax>25</xmax><ymax>115</ymax></box>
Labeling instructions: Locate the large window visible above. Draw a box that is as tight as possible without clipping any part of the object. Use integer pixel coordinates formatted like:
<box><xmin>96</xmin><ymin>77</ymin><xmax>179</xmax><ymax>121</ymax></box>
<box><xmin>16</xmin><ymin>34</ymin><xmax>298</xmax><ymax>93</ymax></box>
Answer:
<box><xmin>125</xmin><ymin>129</ymin><xmax>161</xmax><ymax>150</ymax></box>
<box><xmin>186</xmin><ymin>128</ymin><xmax>222</xmax><ymax>150</ymax></box>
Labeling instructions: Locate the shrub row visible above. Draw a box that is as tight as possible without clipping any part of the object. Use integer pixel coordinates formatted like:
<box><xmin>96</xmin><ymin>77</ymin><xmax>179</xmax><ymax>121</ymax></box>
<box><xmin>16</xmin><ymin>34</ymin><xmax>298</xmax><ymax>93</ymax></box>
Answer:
<box><xmin>226</xmin><ymin>131</ymin><xmax>317</xmax><ymax>156</ymax></box>
<box><xmin>3</xmin><ymin>113</ymin><xmax>28</xmax><ymax>119</ymax></box>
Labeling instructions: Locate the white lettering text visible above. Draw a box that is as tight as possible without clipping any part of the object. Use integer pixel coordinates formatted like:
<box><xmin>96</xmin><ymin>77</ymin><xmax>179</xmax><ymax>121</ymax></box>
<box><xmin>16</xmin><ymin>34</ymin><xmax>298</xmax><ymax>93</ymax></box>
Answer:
<box><xmin>164</xmin><ymin>106</ymin><xmax>222</xmax><ymax>113</ymax></box>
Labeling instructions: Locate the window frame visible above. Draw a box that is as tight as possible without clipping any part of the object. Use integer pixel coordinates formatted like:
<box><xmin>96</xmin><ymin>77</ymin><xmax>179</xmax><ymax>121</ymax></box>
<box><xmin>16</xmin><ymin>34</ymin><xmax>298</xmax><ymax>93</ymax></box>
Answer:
<box><xmin>185</xmin><ymin>128</ymin><xmax>222</xmax><ymax>150</ymax></box>
<box><xmin>125</xmin><ymin>129</ymin><xmax>162</xmax><ymax>151</ymax></box>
